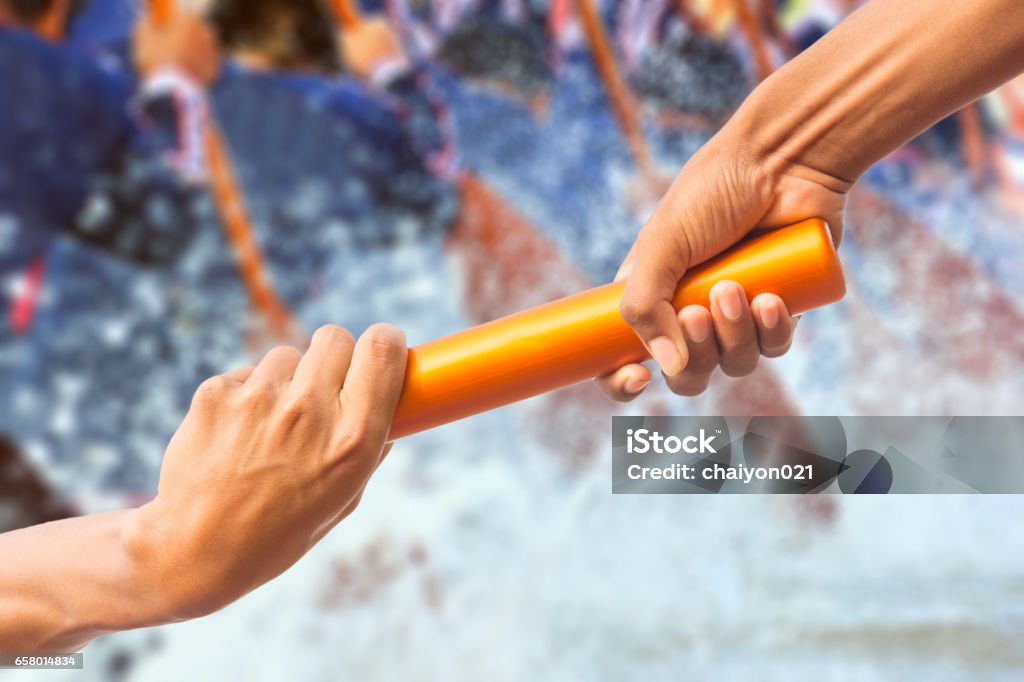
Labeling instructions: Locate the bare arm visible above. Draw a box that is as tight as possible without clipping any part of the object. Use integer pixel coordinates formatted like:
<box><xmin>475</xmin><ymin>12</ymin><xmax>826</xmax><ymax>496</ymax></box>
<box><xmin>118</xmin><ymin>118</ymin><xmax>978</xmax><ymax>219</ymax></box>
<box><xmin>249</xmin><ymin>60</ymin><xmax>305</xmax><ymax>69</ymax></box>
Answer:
<box><xmin>0</xmin><ymin>323</ymin><xmax>408</xmax><ymax>652</ymax></box>
<box><xmin>600</xmin><ymin>0</ymin><xmax>1024</xmax><ymax>400</ymax></box>
<box><xmin>739</xmin><ymin>0</ymin><xmax>1024</xmax><ymax>183</ymax></box>
<box><xmin>0</xmin><ymin>512</ymin><xmax>169</xmax><ymax>651</ymax></box>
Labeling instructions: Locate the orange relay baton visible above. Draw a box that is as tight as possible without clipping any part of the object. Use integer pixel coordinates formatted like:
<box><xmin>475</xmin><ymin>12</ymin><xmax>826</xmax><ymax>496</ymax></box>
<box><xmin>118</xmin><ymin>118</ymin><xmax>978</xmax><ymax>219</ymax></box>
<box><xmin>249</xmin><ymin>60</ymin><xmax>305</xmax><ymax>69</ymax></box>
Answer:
<box><xmin>390</xmin><ymin>219</ymin><xmax>845</xmax><ymax>439</ymax></box>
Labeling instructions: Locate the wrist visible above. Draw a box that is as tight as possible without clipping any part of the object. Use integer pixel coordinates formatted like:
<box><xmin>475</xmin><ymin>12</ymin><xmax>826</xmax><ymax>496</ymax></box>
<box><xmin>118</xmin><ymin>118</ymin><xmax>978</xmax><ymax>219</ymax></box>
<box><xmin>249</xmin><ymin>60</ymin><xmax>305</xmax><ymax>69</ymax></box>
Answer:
<box><xmin>720</xmin><ymin>83</ymin><xmax>857</xmax><ymax>197</ymax></box>
<box><xmin>29</xmin><ymin>511</ymin><xmax>187</xmax><ymax>650</ymax></box>
<box><xmin>121</xmin><ymin>502</ymin><xmax>228</xmax><ymax>622</ymax></box>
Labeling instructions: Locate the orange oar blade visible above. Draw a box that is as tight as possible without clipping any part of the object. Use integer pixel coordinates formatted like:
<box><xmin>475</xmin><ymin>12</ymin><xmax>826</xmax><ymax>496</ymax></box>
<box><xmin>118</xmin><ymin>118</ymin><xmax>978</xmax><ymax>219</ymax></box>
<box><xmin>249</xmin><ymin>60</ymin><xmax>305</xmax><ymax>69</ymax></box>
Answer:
<box><xmin>574</xmin><ymin>0</ymin><xmax>655</xmax><ymax>174</ymax></box>
<box><xmin>146</xmin><ymin>0</ymin><xmax>296</xmax><ymax>341</ymax></box>
<box><xmin>329</xmin><ymin>0</ymin><xmax>363</xmax><ymax>29</ymax></box>
<box><xmin>448</xmin><ymin>172</ymin><xmax>591</xmax><ymax>321</ymax></box>
<box><xmin>150</xmin><ymin>0</ymin><xmax>174</xmax><ymax>24</ymax></box>
<box><xmin>733</xmin><ymin>0</ymin><xmax>776</xmax><ymax>81</ymax></box>
<box><xmin>203</xmin><ymin>125</ymin><xmax>297</xmax><ymax>339</ymax></box>
<box><xmin>391</xmin><ymin>218</ymin><xmax>844</xmax><ymax>439</ymax></box>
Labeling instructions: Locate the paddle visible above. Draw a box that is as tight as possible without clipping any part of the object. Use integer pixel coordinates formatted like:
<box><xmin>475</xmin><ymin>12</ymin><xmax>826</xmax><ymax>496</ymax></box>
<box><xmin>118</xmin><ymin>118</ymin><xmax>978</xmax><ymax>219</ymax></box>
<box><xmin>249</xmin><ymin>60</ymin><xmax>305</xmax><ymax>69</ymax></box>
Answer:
<box><xmin>330</xmin><ymin>0</ymin><xmax>592</xmax><ymax>323</ymax></box>
<box><xmin>573</xmin><ymin>0</ymin><xmax>662</xmax><ymax>186</ymax></box>
<box><xmin>149</xmin><ymin>0</ymin><xmax>298</xmax><ymax>342</ymax></box>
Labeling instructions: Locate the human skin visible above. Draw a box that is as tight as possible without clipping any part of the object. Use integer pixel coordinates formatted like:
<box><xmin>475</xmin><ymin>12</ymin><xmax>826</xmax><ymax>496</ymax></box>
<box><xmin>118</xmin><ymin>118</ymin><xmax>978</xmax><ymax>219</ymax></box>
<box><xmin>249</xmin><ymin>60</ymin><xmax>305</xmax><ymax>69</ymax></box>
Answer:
<box><xmin>598</xmin><ymin>0</ymin><xmax>1024</xmax><ymax>401</ymax></box>
<box><xmin>0</xmin><ymin>324</ymin><xmax>408</xmax><ymax>651</ymax></box>
<box><xmin>0</xmin><ymin>0</ymin><xmax>68</xmax><ymax>40</ymax></box>
<box><xmin>134</xmin><ymin>8</ymin><xmax>221</xmax><ymax>85</ymax></box>
<box><xmin>339</xmin><ymin>16</ymin><xmax>409</xmax><ymax>81</ymax></box>
<box><xmin>0</xmin><ymin>1</ymin><xmax>219</xmax><ymax>83</ymax></box>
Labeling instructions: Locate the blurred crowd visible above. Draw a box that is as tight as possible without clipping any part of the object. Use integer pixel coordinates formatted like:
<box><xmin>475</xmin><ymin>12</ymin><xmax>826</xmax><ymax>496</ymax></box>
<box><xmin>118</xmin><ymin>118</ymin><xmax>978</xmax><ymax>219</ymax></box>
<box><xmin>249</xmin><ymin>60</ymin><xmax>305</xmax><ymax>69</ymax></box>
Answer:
<box><xmin>2</xmin><ymin>0</ymin><xmax>1024</xmax><ymax>535</ymax></box>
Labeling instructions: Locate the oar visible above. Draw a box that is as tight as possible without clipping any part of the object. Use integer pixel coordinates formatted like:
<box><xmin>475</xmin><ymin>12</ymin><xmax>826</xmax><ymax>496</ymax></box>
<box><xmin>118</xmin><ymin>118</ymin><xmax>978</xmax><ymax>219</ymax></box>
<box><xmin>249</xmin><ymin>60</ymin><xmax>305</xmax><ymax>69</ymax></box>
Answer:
<box><xmin>325</xmin><ymin>3</ymin><xmax>839</xmax><ymax>439</ymax></box>
<box><xmin>150</xmin><ymin>0</ymin><xmax>298</xmax><ymax>342</ymax></box>
<box><xmin>573</xmin><ymin>0</ymin><xmax>661</xmax><ymax>184</ymax></box>
<box><xmin>675</xmin><ymin>0</ymin><xmax>776</xmax><ymax>82</ymax></box>
<box><xmin>390</xmin><ymin>218</ymin><xmax>845</xmax><ymax>439</ymax></box>
<box><xmin>731</xmin><ymin>0</ymin><xmax>776</xmax><ymax>81</ymax></box>
<box><xmin>329</xmin><ymin>0</ymin><xmax>362</xmax><ymax>30</ymax></box>
<box><xmin>329</xmin><ymin>0</ymin><xmax>592</xmax><ymax>324</ymax></box>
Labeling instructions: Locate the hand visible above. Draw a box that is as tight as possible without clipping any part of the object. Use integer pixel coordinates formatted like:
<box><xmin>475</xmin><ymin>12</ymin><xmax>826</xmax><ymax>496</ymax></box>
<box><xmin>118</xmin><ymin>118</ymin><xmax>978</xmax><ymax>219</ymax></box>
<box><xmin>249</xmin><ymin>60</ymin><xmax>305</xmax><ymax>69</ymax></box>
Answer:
<box><xmin>597</xmin><ymin>132</ymin><xmax>849</xmax><ymax>401</ymax></box>
<box><xmin>339</xmin><ymin>17</ymin><xmax>408</xmax><ymax>81</ymax></box>
<box><xmin>134</xmin><ymin>9</ymin><xmax>221</xmax><ymax>86</ymax></box>
<box><xmin>123</xmin><ymin>324</ymin><xmax>408</xmax><ymax>618</ymax></box>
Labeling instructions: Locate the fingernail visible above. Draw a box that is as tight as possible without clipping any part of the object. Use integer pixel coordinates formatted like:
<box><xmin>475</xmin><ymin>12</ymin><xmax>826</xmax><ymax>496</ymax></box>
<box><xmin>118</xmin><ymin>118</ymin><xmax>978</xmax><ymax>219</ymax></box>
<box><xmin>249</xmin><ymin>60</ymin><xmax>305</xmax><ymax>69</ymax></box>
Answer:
<box><xmin>681</xmin><ymin>310</ymin><xmax>711</xmax><ymax>343</ymax></box>
<box><xmin>623</xmin><ymin>376</ymin><xmax>650</xmax><ymax>395</ymax></box>
<box><xmin>615</xmin><ymin>261</ymin><xmax>634</xmax><ymax>282</ymax></box>
<box><xmin>649</xmin><ymin>336</ymin><xmax>683</xmax><ymax>376</ymax></box>
<box><xmin>717</xmin><ymin>283</ymin><xmax>745</xmax><ymax>321</ymax></box>
<box><xmin>759</xmin><ymin>299</ymin><xmax>780</xmax><ymax>329</ymax></box>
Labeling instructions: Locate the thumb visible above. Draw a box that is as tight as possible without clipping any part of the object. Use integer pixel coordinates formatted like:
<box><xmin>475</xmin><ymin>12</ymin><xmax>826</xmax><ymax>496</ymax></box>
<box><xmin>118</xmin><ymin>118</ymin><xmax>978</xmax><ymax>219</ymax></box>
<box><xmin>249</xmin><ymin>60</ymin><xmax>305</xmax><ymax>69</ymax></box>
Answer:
<box><xmin>619</xmin><ymin>146</ymin><xmax>775</xmax><ymax>376</ymax></box>
<box><xmin>619</xmin><ymin>208</ymin><xmax>693</xmax><ymax>377</ymax></box>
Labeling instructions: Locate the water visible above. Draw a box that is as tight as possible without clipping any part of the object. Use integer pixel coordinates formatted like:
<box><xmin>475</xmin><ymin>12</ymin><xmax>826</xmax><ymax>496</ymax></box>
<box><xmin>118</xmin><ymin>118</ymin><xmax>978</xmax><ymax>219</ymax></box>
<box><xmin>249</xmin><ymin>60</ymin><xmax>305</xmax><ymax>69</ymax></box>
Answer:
<box><xmin>10</xmin><ymin>152</ymin><xmax>1024</xmax><ymax>682</ymax></box>
<box><xmin>7</xmin><ymin>11</ymin><xmax>1024</xmax><ymax>677</ymax></box>
<box><xmin>23</xmin><ymin>452</ymin><xmax>1023</xmax><ymax>681</ymax></box>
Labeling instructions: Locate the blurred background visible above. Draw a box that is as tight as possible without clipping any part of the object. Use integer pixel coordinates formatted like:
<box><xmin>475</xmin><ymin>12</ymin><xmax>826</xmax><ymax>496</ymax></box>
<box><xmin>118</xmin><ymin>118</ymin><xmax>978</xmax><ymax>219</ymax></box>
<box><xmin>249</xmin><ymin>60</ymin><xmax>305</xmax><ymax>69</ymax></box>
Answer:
<box><xmin>2</xmin><ymin>0</ymin><xmax>1023</xmax><ymax>679</ymax></box>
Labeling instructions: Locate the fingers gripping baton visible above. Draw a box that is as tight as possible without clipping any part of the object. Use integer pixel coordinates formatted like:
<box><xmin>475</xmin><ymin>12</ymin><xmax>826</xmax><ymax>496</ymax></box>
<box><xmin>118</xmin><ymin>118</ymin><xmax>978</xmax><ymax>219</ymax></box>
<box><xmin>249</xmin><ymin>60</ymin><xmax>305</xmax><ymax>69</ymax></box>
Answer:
<box><xmin>389</xmin><ymin>219</ymin><xmax>845</xmax><ymax>439</ymax></box>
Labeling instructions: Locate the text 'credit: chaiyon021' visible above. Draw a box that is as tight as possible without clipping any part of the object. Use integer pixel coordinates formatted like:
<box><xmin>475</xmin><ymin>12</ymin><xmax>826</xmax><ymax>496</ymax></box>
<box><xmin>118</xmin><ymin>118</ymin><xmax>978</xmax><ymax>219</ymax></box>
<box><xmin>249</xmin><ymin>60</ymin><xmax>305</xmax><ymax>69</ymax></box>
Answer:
<box><xmin>612</xmin><ymin>416</ymin><xmax>1024</xmax><ymax>494</ymax></box>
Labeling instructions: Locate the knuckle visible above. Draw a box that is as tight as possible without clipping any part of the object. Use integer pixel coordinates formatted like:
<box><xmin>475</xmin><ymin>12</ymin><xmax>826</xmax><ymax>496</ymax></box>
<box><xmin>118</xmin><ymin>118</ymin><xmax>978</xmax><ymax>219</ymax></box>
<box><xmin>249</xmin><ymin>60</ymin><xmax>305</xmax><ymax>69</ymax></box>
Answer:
<box><xmin>314</xmin><ymin>324</ymin><xmax>356</xmax><ymax>349</ymax></box>
<box><xmin>761</xmin><ymin>336</ymin><xmax>793</xmax><ymax>358</ymax></box>
<box><xmin>280</xmin><ymin>389</ymin><xmax>321</xmax><ymax>421</ymax></box>
<box><xmin>758</xmin><ymin>323</ymin><xmax>789</xmax><ymax>344</ymax></box>
<box><xmin>686</xmin><ymin>349</ymin><xmax>719</xmax><ymax>374</ymax></box>
<box><xmin>192</xmin><ymin>376</ymin><xmax>228</xmax><ymax>406</ymax></box>
<box><xmin>267</xmin><ymin>345</ymin><xmax>302</xmax><ymax>362</ymax></box>
<box><xmin>334</xmin><ymin>420</ymin><xmax>372</xmax><ymax>454</ymax></box>
<box><xmin>361</xmin><ymin>324</ymin><xmax>407</xmax><ymax>364</ymax></box>
<box><xmin>238</xmin><ymin>382</ymin><xmax>275</xmax><ymax>410</ymax></box>
<box><xmin>666</xmin><ymin>368</ymin><xmax>713</xmax><ymax>397</ymax></box>
<box><xmin>619</xmin><ymin>294</ymin><xmax>657</xmax><ymax>329</ymax></box>
<box><xmin>595</xmin><ymin>378</ymin><xmax>637</xmax><ymax>404</ymax></box>
<box><xmin>670</xmin><ymin>378</ymin><xmax>711</xmax><ymax>398</ymax></box>
<box><xmin>720</xmin><ymin>352</ymin><xmax>759</xmax><ymax>378</ymax></box>
<box><xmin>199</xmin><ymin>375</ymin><xmax>227</xmax><ymax>394</ymax></box>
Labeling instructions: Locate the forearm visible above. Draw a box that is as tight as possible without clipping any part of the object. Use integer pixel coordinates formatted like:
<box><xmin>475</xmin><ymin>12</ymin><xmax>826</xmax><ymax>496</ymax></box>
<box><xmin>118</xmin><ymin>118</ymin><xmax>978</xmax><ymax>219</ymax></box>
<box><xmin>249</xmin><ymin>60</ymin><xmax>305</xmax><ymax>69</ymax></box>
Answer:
<box><xmin>730</xmin><ymin>0</ymin><xmax>1024</xmax><ymax>183</ymax></box>
<box><xmin>0</xmin><ymin>511</ymin><xmax>172</xmax><ymax>652</ymax></box>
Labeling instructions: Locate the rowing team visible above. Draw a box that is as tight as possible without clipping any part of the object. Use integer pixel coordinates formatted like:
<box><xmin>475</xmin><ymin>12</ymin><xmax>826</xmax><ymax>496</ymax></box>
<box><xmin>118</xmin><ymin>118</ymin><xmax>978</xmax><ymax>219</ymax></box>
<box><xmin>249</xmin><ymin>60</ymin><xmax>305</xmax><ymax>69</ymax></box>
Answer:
<box><xmin>0</xmin><ymin>0</ymin><xmax>782</xmax><ymax>490</ymax></box>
